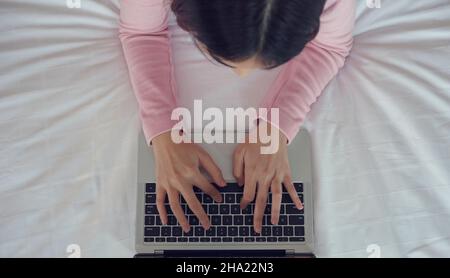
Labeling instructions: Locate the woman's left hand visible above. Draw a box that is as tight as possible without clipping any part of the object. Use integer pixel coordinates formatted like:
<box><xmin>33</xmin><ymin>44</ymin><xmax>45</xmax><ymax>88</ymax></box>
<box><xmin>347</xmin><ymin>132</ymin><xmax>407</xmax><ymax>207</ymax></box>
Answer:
<box><xmin>233</xmin><ymin>121</ymin><xmax>303</xmax><ymax>233</ymax></box>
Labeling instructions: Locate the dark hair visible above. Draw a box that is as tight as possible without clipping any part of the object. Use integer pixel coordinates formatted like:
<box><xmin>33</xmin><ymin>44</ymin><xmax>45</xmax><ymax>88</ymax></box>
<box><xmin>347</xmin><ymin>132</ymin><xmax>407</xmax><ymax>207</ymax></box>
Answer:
<box><xmin>171</xmin><ymin>0</ymin><xmax>326</xmax><ymax>69</ymax></box>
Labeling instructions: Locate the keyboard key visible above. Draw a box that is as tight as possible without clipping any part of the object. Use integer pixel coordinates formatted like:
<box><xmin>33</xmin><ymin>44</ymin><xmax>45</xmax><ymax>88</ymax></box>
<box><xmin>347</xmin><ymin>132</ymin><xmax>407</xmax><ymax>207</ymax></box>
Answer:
<box><xmin>146</xmin><ymin>183</ymin><xmax>155</xmax><ymax>193</ymax></box>
<box><xmin>244</xmin><ymin>237</ymin><xmax>255</xmax><ymax>242</ymax></box>
<box><xmin>289</xmin><ymin>237</ymin><xmax>305</xmax><ymax>242</ymax></box>
<box><xmin>145</xmin><ymin>216</ymin><xmax>155</xmax><ymax>226</ymax></box>
<box><xmin>172</xmin><ymin>227</ymin><xmax>182</xmax><ymax>237</ymax></box>
<box><xmin>146</xmin><ymin>194</ymin><xmax>156</xmax><ymax>203</ymax></box>
<box><xmin>256</xmin><ymin>237</ymin><xmax>266</xmax><ymax>242</ymax></box>
<box><xmin>263</xmin><ymin>215</ymin><xmax>270</xmax><ymax>225</ymax></box>
<box><xmin>167</xmin><ymin>215</ymin><xmax>177</xmax><ymax>226</ymax></box>
<box><xmin>223</xmin><ymin>216</ymin><xmax>232</xmax><ymax>225</ymax></box>
<box><xmin>279</xmin><ymin>215</ymin><xmax>288</xmax><ymax>225</ymax></box>
<box><xmin>228</xmin><ymin>227</ymin><xmax>238</xmax><ymax>236</ymax></box>
<box><xmin>200</xmin><ymin>238</ymin><xmax>210</xmax><ymax>242</ymax></box>
<box><xmin>195</xmin><ymin>227</ymin><xmax>205</xmax><ymax>237</ymax></box>
<box><xmin>294</xmin><ymin>226</ymin><xmax>305</xmax><ymax>236</ymax></box>
<box><xmin>294</xmin><ymin>183</ymin><xmax>303</xmax><ymax>192</ymax></box>
<box><xmin>233</xmin><ymin>238</ymin><xmax>244</xmax><ymax>242</ymax></box>
<box><xmin>281</xmin><ymin>194</ymin><xmax>291</xmax><ymax>203</ymax></box>
<box><xmin>272</xmin><ymin>226</ymin><xmax>283</xmax><ymax>237</ymax></box>
<box><xmin>284</xmin><ymin>226</ymin><xmax>294</xmax><ymax>237</ymax></box>
<box><xmin>289</xmin><ymin>215</ymin><xmax>304</xmax><ymax>225</ymax></box>
<box><xmin>203</xmin><ymin>195</ymin><xmax>213</xmax><ymax>203</ymax></box>
<box><xmin>220</xmin><ymin>205</ymin><xmax>230</xmax><ymax>214</ymax></box>
<box><xmin>161</xmin><ymin>227</ymin><xmax>171</xmax><ymax>237</ymax></box>
<box><xmin>236</xmin><ymin>193</ymin><xmax>243</xmax><ymax>201</ymax></box>
<box><xmin>286</xmin><ymin>205</ymin><xmax>301</xmax><ymax>214</ymax></box>
<box><xmin>206</xmin><ymin>227</ymin><xmax>216</xmax><ymax>237</ymax></box>
<box><xmin>145</xmin><ymin>205</ymin><xmax>158</xmax><ymax>215</ymax></box>
<box><xmin>217</xmin><ymin>227</ymin><xmax>227</xmax><ymax>237</ymax></box>
<box><xmin>167</xmin><ymin>237</ymin><xmax>176</xmax><ymax>242</ymax></box>
<box><xmin>189</xmin><ymin>216</ymin><xmax>199</xmax><ymax>226</ymax></box>
<box><xmin>145</xmin><ymin>227</ymin><xmax>160</xmax><ymax>237</ymax></box>
<box><xmin>245</xmin><ymin>216</ymin><xmax>253</xmax><ymax>225</ymax></box>
<box><xmin>239</xmin><ymin>227</ymin><xmax>250</xmax><ymax>237</ymax></box>
<box><xmin>234</xmin><ymin>215</ymin><xmax>244</xmax><ymax>225</ymax></box>
<box><xmin>144</xmin><ymin>238</ymin><xmax>154</xmax><ymax>243</ymax></box>
<box><xmin>189</xmin><ymin>238</ymin><xmax>199</xmax><ymax>242</ymax></box>
<box><xmin>208</xmin><ymin>205</ymin><xmax>219</xmax><ymax>214</ymax></box>
<box><xmin>278</xmin><ymin>237</ymin><xmax>289</xmax><ymax>242</ymax></box>
<box><xmin>225</xmin><ymin>194</ymin><xmax>235</xmax><ymax>203</ymax></box>
<box><xmin>267</xmin><ymin>237</ymin><xmax>277</xmax><ymax>242</ymax></box>
<box><xmin>211</xmin><ymin>215</ymin><xmax>221</xmax><ymax>225</ymax></box>
<box><xmin>155</xmin><ymin>238</ymin><xmax>165</xmax><ymax>242</ymax></box>
<box><xmin>184</xmin><ymin>229</ymin><xmax>193</xmax><ymax>237</ymax></box>
<box><xmin>262</xmin><ymin>227</ymin><xmax>271</xmax><ymax>236</ymax></box>
<box><xmin>223</xmin><ymin>238</ymin><xmax>233</xmax><ymax>242</ymax></box>
<box><xmin>178</xmin><ymin>237</ymin><xmax>188</xmax><ymax>242</ymax></box>
<box><xmin>231</xmin><ymin>205</ymin><xmax>240</xmax><ymax>214</ymax></box>
<box><xmin>264</xmin><ymin>204</ymin><xmax>271</xmax><ymax>214</ymax></box>
<box><xmin>186</xmin><ymin>206</ymin><xmax>193</xmax><ymax>215</ymax></box>
<box><xmin>155</xmin><ymin>217</ymin><xmax>162</xmax><ymax>226</ymax></box>
<box><xmin>242</xmin><ymin>205</ymin><xmax>252</xmax><ymax>214</ymax></box>
<box><xmin>211</xmin><ymin>238</ymin><xmax>221</xmax><ymax>242</ymax></box>
<box><xmin>250</xmin><ymin>229</ymin><xmax>259</xmax><ymax>236</ymax></box>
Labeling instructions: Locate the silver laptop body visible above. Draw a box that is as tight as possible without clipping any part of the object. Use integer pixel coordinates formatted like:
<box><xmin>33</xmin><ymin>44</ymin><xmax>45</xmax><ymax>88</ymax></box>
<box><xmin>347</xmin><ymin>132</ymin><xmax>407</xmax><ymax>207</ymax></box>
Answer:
<box><xmin>135</xmin><ymin>129</ymin><xmax>315</xmax><ymax>257</ymax></box>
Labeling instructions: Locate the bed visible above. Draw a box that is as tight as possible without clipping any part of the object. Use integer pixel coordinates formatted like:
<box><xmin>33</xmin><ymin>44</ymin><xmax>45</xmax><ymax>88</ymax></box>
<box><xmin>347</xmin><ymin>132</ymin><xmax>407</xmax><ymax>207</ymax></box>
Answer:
<box><xmin>0</xmin><ymin>0</ymin><xmax>449</xmax><ymax>257</ymax></box>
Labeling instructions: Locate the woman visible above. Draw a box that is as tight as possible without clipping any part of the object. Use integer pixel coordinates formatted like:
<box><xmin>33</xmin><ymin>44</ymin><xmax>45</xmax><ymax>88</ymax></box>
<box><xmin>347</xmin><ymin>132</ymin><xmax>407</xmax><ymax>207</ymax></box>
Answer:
<box><xmin>119</xmin><ymin>0</ymin><xmax>355</xmax><ymax>233</ymax></box>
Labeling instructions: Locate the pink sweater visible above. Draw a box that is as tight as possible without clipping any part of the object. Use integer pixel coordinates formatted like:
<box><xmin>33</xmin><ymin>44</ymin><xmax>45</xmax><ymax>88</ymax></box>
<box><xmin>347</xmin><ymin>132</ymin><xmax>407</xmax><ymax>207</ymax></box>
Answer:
<box><xmin>119</xmin><ymin>0</ymin><xmax>355</xmax><ymax>145</ymax></box>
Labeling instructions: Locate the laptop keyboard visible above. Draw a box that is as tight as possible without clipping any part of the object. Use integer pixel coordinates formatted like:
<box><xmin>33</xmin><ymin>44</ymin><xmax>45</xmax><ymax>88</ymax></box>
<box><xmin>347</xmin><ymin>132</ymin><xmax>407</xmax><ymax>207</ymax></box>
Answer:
<box><xmin>144</xmin><ymin>182</ymin><xmax>305</xmax><ymax>243</ymax></box>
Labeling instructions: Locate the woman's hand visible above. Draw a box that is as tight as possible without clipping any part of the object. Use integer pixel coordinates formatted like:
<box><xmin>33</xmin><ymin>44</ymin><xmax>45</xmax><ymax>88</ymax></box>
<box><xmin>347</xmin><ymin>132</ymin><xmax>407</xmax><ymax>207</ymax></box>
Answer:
<box><xmin>233</xmin><ymin>121</ymin><xmax>303</xmax><ymax>233</ymax></box>
<box><xmin>152</xmin><ymin>131</ymin><xmax>227</xmax><ymax>233</ymax></box>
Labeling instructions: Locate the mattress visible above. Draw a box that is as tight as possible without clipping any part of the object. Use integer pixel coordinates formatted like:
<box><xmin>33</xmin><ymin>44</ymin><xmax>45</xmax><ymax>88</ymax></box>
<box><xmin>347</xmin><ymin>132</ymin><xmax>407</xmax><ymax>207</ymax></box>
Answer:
<box><xmin>0</xmin><ymin>0</ymin><xmax>449</xmax><ymax>257</ymax></box>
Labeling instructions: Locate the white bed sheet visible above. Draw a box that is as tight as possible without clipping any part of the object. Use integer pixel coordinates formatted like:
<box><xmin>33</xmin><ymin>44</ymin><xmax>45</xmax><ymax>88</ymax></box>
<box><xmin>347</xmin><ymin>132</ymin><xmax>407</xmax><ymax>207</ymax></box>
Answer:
<box><xmin>0</xmin><ymin>0</ymin><xmax>449</xmax><ymax>257</ymax></box>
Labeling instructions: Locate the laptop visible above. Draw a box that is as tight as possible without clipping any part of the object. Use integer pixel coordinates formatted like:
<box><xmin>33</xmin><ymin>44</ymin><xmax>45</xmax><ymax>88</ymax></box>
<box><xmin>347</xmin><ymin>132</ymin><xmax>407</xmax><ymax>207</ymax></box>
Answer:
<box><xmin>135</xmin><ymin>128</ymin><xmax>315</xmax><ymax>258</ymax></box>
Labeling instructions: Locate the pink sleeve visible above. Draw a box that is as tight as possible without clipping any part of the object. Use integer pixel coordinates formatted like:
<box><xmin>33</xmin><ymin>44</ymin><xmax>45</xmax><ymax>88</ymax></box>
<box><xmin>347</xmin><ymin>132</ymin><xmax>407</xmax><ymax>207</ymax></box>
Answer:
<box><xmin>259</xmin><ymin>0</ymin><xmax>356</xmax><ymax>143</ymax></box>
<box><xmin>119</xmin><ymin>0</ymin><xmax>179</xmax><ymax>146</ymax></box>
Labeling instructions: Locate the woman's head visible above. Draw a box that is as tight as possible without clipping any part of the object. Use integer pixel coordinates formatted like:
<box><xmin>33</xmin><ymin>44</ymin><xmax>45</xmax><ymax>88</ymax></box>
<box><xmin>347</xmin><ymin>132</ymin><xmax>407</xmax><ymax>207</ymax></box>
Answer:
<box><xmin>171</xmin><ymin>0</ymin><xmax>326</xmax><ymax>76</ymax></box>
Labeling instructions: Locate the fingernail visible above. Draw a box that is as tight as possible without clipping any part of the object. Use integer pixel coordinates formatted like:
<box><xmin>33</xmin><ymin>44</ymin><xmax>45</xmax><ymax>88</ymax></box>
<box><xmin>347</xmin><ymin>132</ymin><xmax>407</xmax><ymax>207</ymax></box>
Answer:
<box><xmin>221</xmin><ymin>180</ymin><xmax>227</xmax><ymax>187</ymax></box>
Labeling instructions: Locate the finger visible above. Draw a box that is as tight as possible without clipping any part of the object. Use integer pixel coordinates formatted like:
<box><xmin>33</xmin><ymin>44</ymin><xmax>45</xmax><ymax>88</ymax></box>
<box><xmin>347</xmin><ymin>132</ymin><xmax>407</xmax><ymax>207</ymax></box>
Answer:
<box><xmin>194</xmin><ymin>172</ymin><xmax>223</xmax><ymax>203</ymax></box>
<box><xmin>233</xmin><ymin>146</ymin><xmax>245</xmax><ymax>186</ymax></box>
<box><xmin>284</xmin><ymin>175</ymin><xmax>303</xmax><ymax>209</ymax></box>
<box><xmin>156</xmin><ymin>184</ymin><xmax>168</xmax><ymax>225</ymax></box>
<box><xmin>197</xmin><ymin>148</ymin><xmax>227</xmax><ymax>187</ymax></box>
<box><xmin>241</xmin><ymin>169</ymin><xmax>257</xmax><ymax>209</ymax></box>
<box><xmin>167</xmin><ymin>189</ymin><xmax>190</xmax><ymax>233</ymax></box>
<box><xmin>253</xmin><ymin>181</ymin><xmax>269</xmax><ymax>233</ymax></box>
<box><xmin>182</xmin><ymin>189</ymin><xmax>211</xmax><ymax>230</ymax></box>
<box><xmin>271</xmin><ymin>181</ymin><xmax>282</xmax><ymax>225</ymax></box>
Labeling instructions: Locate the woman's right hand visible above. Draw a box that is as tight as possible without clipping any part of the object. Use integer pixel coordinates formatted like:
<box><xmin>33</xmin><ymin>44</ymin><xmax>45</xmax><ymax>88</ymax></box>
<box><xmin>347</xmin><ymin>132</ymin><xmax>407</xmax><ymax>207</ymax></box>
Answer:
<box><xmin>151</xmin><ymin>131</ymin><xmax>227</xmax><ymax>233</ymax></box>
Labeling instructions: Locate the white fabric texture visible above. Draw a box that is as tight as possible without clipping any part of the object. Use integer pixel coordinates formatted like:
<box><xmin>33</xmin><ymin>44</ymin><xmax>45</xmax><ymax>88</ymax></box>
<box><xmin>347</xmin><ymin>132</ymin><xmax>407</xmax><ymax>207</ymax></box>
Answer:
<box><xmin>0</xmin><ymin>0</ymin><xmax>449</xmax><ymax>257</ymax></box>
